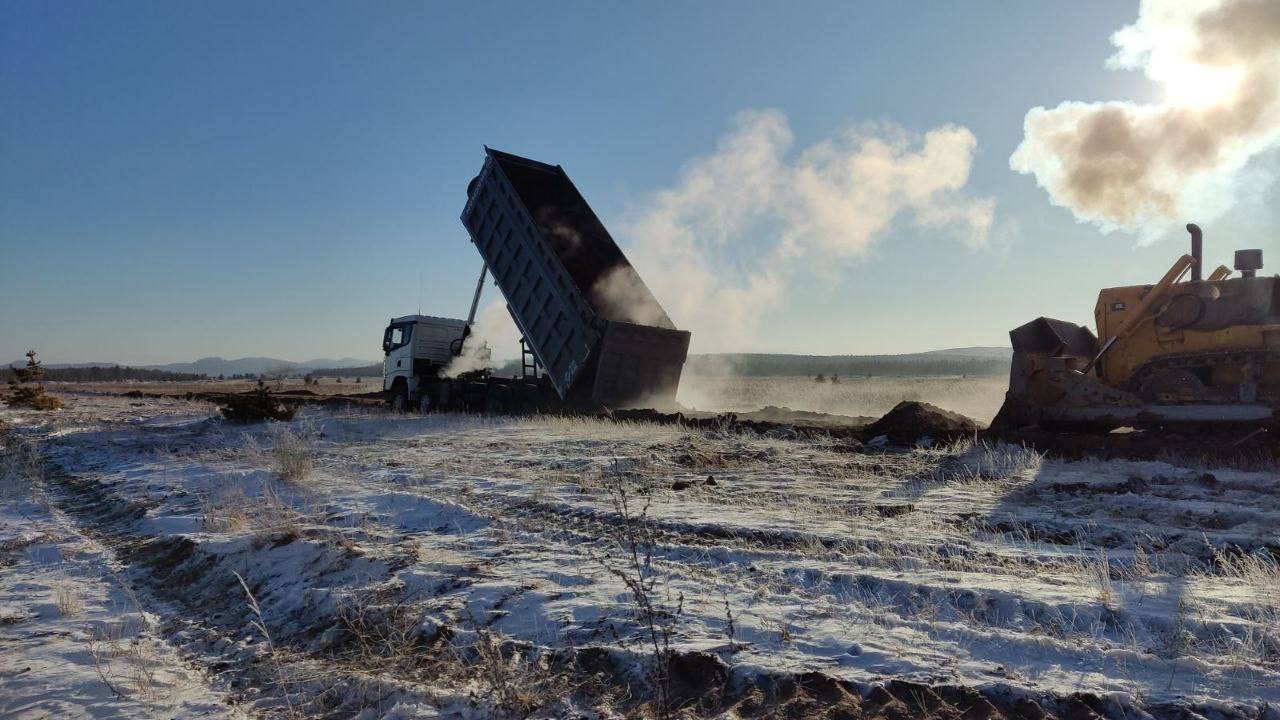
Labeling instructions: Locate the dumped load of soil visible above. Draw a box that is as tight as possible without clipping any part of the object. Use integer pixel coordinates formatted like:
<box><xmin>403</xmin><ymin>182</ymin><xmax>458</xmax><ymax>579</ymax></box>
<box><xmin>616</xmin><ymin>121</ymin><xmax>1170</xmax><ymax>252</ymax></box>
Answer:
<box><xmin>216</xmin><ymin>389</ymin><xmax>300</xmax><ymax>423</ymax></box>
<box><xmin>863</xmin><ymin>401</ymin><xmax>980</xmax><ymax>445</ymax></box>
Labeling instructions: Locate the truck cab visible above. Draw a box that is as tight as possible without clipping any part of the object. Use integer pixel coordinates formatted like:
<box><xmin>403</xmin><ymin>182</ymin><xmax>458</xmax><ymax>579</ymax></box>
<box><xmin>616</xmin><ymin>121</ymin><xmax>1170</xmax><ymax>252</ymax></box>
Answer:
<box><xmin>382</xmin><ymin>314</ymin><xmax>469</xmax><ymax>411</ymax></box>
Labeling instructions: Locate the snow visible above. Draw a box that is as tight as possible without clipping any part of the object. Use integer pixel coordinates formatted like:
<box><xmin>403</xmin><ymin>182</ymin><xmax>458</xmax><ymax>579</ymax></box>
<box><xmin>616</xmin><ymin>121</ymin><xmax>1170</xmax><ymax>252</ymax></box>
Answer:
<box><xmin>2</xmin><ymin>393</ymin><xmax>1277</xmax><ymax>717</ymax></box>
<box><xmin>0</xmin><ymin>495</ymin><xmax>237</xmax><ymax>718</ymax></box>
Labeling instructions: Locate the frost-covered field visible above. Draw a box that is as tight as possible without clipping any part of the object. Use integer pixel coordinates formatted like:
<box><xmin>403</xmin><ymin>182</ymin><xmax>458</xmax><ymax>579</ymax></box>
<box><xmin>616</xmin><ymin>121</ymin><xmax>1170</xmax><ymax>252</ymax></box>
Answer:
<box><xmin>2</xmin><ymin>394</ymin><xmax>1278</xmax><ymax>718</ymax></box>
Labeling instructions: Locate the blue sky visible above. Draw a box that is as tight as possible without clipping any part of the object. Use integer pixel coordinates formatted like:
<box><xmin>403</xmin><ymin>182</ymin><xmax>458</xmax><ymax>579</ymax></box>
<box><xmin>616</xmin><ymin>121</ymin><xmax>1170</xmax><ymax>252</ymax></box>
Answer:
<box><xmin>2</xmin><ymin>1</ymin><xmax>1276</xmax><ymax>364</ymax></box>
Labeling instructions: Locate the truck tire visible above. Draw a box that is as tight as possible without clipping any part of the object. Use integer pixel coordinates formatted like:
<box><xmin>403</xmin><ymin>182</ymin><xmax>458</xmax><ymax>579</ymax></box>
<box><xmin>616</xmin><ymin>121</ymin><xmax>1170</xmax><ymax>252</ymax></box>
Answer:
<box><xmin>388</xmin><ymin>381</ymin><xmax>409</xmax><ymax>413</ymax></box>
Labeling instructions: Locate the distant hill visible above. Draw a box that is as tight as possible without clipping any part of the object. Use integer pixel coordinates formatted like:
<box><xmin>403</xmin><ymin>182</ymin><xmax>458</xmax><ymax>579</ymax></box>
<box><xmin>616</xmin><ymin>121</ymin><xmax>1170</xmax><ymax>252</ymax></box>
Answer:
<box><xmin>918</xmin><ymin>346</ymin><xmax>1011</xmax><ymax>359</ymax></box>
<box><xmin>310</xmin><ymin>364</ymin><xmax>381</xmax><ymax>378</ymax></box>
<box><xmin>140</xmin><ymin>356</ymin><xmax>376</xmax><ymax>377</ymax></box>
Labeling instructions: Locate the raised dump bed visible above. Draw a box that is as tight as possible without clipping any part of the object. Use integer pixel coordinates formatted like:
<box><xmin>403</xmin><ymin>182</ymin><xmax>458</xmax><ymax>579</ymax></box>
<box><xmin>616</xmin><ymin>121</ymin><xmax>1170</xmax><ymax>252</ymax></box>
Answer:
<box><xmin>461</xmin><ymin>148</ymin><xmax>690</xmax><ymax>407</ymax></box>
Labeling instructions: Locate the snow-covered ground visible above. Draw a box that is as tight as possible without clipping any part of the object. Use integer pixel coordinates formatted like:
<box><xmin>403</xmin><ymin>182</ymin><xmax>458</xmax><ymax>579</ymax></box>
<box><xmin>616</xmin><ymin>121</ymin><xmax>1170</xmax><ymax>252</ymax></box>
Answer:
<box><xmin>2</xmin><ymin>394</ymin><xmax>1277</xmax><ymax>718</ymax></box>
<box><xmin>0</xmin><ymin>416</ymin><xmax>238</xmax><ymax>718</ymax></box>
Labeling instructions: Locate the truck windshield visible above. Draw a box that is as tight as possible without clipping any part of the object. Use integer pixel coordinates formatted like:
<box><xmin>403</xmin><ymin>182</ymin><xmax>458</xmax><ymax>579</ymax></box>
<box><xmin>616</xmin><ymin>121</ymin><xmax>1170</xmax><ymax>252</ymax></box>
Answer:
<box><xmin>382</xmin><ymin>323</ymin><xmax>412</xmax><ymax>354</ymax></box>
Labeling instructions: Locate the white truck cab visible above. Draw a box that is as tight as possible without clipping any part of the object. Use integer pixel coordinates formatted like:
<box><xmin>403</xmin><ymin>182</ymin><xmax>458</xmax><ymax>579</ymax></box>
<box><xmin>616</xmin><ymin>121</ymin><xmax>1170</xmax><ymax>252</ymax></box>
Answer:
<box><xmin>382</xmin><ymin>314</ymin><xmax>469</xmax><ymax>411</ymax></box>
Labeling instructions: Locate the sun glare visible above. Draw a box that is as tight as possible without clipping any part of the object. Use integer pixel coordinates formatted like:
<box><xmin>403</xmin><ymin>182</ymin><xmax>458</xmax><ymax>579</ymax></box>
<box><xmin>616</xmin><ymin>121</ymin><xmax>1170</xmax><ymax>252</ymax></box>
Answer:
<box><xmin>1162</xmin><ymin>64</ymin><xmax>1241</xmax><ymax>107</ymax></box>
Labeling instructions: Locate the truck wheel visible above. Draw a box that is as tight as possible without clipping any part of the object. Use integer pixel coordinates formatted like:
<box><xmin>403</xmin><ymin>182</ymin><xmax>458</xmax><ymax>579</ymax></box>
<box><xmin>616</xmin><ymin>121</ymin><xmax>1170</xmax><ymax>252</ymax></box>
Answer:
<box><xmin>388</xmin><ymin>383</ymin><xmax>409</xmax><ymax>412</ymax></box>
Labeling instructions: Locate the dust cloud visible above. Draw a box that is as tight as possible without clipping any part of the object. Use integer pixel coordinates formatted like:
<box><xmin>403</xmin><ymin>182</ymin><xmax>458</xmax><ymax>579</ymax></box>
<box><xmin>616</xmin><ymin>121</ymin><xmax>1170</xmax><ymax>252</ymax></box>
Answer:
<box><xmin>676</xmin><ymin>375</ymin><xmax>1008</xmax><ymax>424</ymax></box>
<box><xmin>619</xmin><ymin>109</ymin><xmax>994</xmax><ymax>353</ymax></box>
<box><xmin>1011</xmin><ymin>0</ymin><xmax>1280</xmax><ymax>237</ymax></box>
<box><xmin>590</xmin><ymin>264</ymin><xmax>677</xmax><ymax>329</ymax></box>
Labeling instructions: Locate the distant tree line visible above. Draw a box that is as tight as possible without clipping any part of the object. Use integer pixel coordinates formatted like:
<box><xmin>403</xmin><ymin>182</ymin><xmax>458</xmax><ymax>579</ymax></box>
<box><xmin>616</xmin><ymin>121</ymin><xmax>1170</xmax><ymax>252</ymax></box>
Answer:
<box><xmin>307</xmin><ymin>364</ymin><xmax>381</xmax><ymax>378</ymax></box>
<box><xmin>0</xmin><ymin>365</ymin><xmax>205</xmax><ymax>383</ymax></box>
<box><xmin>685</xmin><ymin>354</ymin><xmax>1010</xmax><ymax>378</ymax></box>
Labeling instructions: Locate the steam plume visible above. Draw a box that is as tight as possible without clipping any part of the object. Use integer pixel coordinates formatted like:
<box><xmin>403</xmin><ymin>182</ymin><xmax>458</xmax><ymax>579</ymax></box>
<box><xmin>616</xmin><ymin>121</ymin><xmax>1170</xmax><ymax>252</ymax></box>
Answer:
<box><xmin>441</xmin><ymin>300</ymin><xmax>519</xmax><ymax>377</ymax></box>
<box><xmin>1011</xmin><ymin>0</ymin><xmax>1280</xmax><ymax>236</ymax></box>
<box><xmin>619</xmin><ymin>109</ymin><xmax>993</xmax><ymax>351</ymax></box>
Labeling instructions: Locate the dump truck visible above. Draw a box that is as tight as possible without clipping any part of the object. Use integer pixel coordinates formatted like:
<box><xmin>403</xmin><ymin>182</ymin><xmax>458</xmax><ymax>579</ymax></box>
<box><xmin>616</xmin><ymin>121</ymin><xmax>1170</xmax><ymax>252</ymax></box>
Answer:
<box><xmin>382</xmin><ymin>148</ymin><xmax>691</xmax><ymax>412</ymax></box>
<box><xmin>991</xmin><ymin>224</ymin><xmax>1277</xmax><ymax>432</ymax></box>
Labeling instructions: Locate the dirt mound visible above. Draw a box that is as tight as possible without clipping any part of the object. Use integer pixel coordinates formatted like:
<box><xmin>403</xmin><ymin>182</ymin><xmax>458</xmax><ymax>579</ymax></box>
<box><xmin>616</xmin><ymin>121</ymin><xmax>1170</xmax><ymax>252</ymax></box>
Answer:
<box><xmin>216</xmin><ymin>389</ymin><xmax>300</xmax><ymax>423</ymax></box>
<box><xmin>739</xmin><ymin>405</ymin><xmax>876</xmax><ymax>427</ymax></box>
<box><xmin>863</xmin><ymin>401</ymin><xmax>980</xmax><ymax>445</ymax></box>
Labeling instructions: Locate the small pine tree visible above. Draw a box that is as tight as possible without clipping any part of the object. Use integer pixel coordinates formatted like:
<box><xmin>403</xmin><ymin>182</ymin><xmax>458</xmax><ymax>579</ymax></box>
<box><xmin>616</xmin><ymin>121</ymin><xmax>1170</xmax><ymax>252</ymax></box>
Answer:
<box><xmin>335</xmin><ymin>377</ymin><xmax>343</xmax><ymax>384</ymax></box>
<box><xmin>354</xmin><ymin>377</ymin><xmax>361</xmax><ymax>384</ymax></box>
<box><xmin>6</xmin><ymin>350</ymin><xmax>62</xmax><ymax>410</ymax></box>
<box><xmin>831</xmin><ymin>374</ymin><xmax>840</xmax><ymax>384</ymax></box>
<box><xmin>303</xmin><ymin>373</ymin><xmax>315</xmax><ymax>386</ymax></box>
<box><xmin>814</xmin><ymin>373</ymin><xmax>826</xmax><ymax>383</ymax></box>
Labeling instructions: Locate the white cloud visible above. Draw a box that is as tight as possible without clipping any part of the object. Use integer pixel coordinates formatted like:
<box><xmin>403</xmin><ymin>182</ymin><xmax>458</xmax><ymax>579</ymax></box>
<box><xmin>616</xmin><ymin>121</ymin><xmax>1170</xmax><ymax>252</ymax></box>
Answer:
<box><xmin>1011</xmin><ymin>0</ymin><xmax>1280</xmax><ymax>239</ymax></box>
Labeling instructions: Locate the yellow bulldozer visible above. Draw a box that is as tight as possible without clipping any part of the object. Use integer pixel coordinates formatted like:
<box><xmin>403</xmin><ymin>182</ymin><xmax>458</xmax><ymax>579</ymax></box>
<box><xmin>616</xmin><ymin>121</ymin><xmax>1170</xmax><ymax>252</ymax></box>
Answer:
<box><xmin>991</xmin><ymin>224</ymin><xmax>1277</xmax><ymax>432</ymax></box>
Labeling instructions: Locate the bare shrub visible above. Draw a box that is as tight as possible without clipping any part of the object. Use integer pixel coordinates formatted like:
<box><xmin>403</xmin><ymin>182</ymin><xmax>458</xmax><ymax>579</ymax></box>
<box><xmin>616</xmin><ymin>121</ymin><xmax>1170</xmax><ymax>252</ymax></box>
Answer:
<box><xmin>335</xmin><ymin>588</ymin><xmax>425</xmax><ymax>674</ymax></box>
<box><xmin>589</xmin><ymin>469</ymin><xmax>684</xmax><ymax>717</ymax></box>
<box><xmin>464</xmin><ymin>629</ymin><xmax>575</xmax><ymax>716</ymax></box>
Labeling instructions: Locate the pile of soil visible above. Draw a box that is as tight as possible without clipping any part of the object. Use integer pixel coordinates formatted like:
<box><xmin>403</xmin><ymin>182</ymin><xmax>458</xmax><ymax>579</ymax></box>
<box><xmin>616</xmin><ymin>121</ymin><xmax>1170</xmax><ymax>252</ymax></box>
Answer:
<box><xmin>216</xmin><ymin>389</ymin><xmax>300</xmax><ymax>423</ymax></box>
<box><xmin>863</xmin><ymin>401</ymin><xmax>980</xmax><ymax>445</ymax></box>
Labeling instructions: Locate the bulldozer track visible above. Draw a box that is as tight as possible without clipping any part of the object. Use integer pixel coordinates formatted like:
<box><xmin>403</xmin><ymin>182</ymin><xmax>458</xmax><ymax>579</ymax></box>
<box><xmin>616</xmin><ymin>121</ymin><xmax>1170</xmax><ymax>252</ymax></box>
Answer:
<box><xmin>1127</xmin><ymin>347</ymin><xmax>1280</xmax><ymax>399</ymax></box>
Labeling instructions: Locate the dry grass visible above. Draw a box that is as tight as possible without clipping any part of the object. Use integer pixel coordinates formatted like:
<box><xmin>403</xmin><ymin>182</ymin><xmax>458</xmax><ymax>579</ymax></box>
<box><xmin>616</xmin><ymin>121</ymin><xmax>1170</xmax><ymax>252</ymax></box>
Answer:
<box><xmin>252</xmin><ymin>582</ymin><xmax>589</xmax><ymax>717</ymax></box>
<box><xmin>269</xmin><ymin>425</ymin><xmax>315</xmax><ymax>483</ymax></box>
<box><xmin>199</xmin><ymin>485</ymin><xmax>253</xmax><ymax>533</ymax></box>
<box><xmin>462</xmin><ymin>629</ymin><xmax>577</xmax><ymax>716</ymax></box>
<box><xmin>1090</xmin><ymin>548</ymin><xmax>1114</xmax><ymax>607</ymax></box>
<box><xmin>234</xmin><ymin>571</ymin><xmax>304</xmax><ymax>718</ymax></box>
<box><xmin>87</xmin><ymin>620</ymin><xmax>163</xmax><ymax>702</ymax></box>
<box><xmin>0</xmin><ymin>438</ymin><xmax>44</xmax><ymax>501</ymax></box>
<box><xmin>1154</xmin><ymin>446</ymin><xmax>1280</xmax><ymax>473</ymax></box>
<box><xmin>335</xmin><ymin>587</ymin><xmax>425</xmax><ymax>673</ymax></box>
<box><xmin>1197</xmin><ymin>545</ymin><xmax>1280</xmax><ymax>614</ymax></box>
<box><xmin>199</xmin><ymin>479</ymin><xmax>305</xmax><ymax>541</ymax></box>
<box><xmin>256</xmin><ymin>482</ymin><xmax>305</xmax><ymax>540</ymax></box>
<box><xmin>52</xmin><ymin>579</ymin><xmax>83</xmax><ymax>617</ymax></box>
